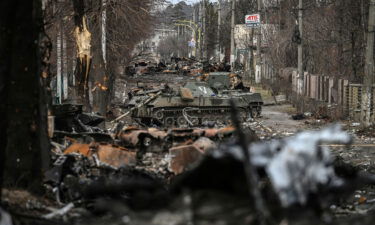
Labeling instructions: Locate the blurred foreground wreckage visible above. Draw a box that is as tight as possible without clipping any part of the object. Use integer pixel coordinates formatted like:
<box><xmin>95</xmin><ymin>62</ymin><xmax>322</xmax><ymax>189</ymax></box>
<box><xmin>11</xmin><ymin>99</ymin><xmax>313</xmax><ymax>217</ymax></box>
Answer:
<box><xmin>213</xmin><ymin>125</ymin><xmax>354</xmax><ymax>207</ymax></box>
<box><xmin>37</xmin><ymin>121</ymin><xmax>375</xmax><ymax>225</ymax></box>
<box><xmin>45</xmin><ymin>122</ymin><xmax>375</xmax><ymax>208</ymax></box>
<box><xmin>172</xmin><ymin>124</ymin><xmax>375</xmax><ymax>225</ymax></box>
<box><xmin>45</xmin><ymin>124</ymin><xmax>235</xmax><ymax>204</ymax></box>
<box><xmin>0</xmin><ymin>207</ymin><xmax>12</xmax><ymax>225</ymax></box>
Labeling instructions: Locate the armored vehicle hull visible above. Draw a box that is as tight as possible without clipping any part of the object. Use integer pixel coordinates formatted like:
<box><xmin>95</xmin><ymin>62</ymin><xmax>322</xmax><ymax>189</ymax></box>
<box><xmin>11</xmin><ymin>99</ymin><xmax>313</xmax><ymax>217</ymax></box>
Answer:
<box><xmin>127</xmin><ymin>82</ymin><xmax>262</xmax><ymax>127</ymax></box>
<box><xmin>205</xmin><ymin>72</ymin><xmax>263</xmax><ymax>117</ymax></box>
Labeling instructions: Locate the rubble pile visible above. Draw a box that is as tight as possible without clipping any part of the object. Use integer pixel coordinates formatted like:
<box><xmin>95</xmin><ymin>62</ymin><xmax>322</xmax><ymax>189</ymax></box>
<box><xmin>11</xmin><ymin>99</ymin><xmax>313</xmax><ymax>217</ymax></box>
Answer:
<box><xmin>4</xmin><ymin>68</ymin><xmax>375</xmax><ymax>225</ymax></box>
<box><xmin>356</xmin><ymin>124</ymin><xmax>375</xmax><ymax>137</ymax></box>
<box><xmin>37</xmin><ymin>125</ymin><xmax>375</xmax><ymax>225</ymax></box>
<box><xmin>4</xmin><ymin>94</ymin><xmax>375</xmax><ymax>225</ymax></box>
<box><xmin>48</xmin><ymin>107</ymin><xmax>237</xmax><ymax>182</ymax></box>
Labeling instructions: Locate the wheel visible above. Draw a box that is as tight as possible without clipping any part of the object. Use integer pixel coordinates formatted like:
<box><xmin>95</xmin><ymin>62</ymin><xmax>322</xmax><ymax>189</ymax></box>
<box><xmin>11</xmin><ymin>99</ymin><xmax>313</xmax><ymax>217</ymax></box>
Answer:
<box><xmin>215</xmin><ymin>116</ymin><xmax>223</xmax><ymax>124</ymax></box>
<box><xmin>153</xmin><ymin>110</ymin><xmax>164</xmax><ymax>120</ymax></box>
<box><xmin>248</xmin><ymin>108</ymin><xmax>254</xmax><ymax>118</ymax></box>
<box><xmin>164</xmin><ymin>117</ymin><xmax>174</xmax><ymax>127</ymax></box>
<box><xmin>201</xmin><ymin>117</ymin><xmax>210</xmax><ymax>124</ymax></box>
<box><xmin>142</xmin><ymin>137</ymin><xmax>152</xmax><ymax>147</ymax></box>
<box><xmin>239</xmin><ymin>112</ymin><xmax>248</xmax><ymax>122</ymax></box>
<box><xmin>190</xmin><ymin>118</ymin><xmax>200</xmax><ymax>126</ymax></box>
<box><xmin>225</xmin><ymin>116</ymin><xmax>233</xmax><ymax>125</ymax></box>
<box><xmin>177</xmin><ymin>116</ymin><xmax>188</xmax><ymax>127</ymax></box>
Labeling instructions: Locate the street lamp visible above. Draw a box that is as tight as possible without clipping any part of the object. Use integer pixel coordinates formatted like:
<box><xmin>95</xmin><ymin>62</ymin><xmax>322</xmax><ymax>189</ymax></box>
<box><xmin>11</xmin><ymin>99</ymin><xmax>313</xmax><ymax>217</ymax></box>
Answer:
<box><xmin>174</xmin><ymin>23</ymin><xmax>196</xmax><ymax>57</ymax></box>
<box><xmin>175</xmin><ymin>20</ymin><xmax>202</xmax><ymax>59</ymax></box>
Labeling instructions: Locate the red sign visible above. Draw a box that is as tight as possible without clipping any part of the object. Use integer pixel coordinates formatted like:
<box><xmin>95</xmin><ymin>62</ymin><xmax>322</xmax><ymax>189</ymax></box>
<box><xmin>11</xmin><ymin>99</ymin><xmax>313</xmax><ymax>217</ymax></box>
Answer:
<box><xmin>245</xmin><ymin>14</ymin><xmax>260</xmax><ymax>24</ymax></box>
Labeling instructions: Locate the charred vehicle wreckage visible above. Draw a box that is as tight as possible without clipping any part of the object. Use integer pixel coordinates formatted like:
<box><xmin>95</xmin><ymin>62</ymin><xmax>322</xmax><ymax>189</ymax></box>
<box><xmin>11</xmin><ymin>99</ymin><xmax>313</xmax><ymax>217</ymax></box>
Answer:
<box><xmin>125</xmin><ymin>79</ymin><xmax>263</xmax><ymax>127</ymax></box>
<box><xmin>4</xmin><ymin>87</ymin><xmax>375</xmax><ymax>225</ymax></box>
<box><xmin>27</xmin><ymin>117</ymin><xmax>375</xmax><ymax>225</ymax></box>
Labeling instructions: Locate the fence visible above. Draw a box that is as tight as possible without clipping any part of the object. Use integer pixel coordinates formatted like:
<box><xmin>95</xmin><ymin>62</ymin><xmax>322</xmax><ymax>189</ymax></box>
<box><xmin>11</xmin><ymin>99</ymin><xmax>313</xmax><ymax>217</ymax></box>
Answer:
<box><xmin>344</xmin><ymin>84</ymin><xmax>375</xmax><ymax>121</ymax></box>
<box><xmin>278</xmin><ymin>68</ymin><xmax>375</xmax><ymax>122</ymax></box>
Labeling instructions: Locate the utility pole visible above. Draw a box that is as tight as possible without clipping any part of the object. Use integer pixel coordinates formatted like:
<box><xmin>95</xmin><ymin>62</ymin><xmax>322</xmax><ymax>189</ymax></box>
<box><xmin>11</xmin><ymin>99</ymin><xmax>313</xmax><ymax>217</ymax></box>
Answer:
<box><xmin>249</xmin><ymin>29</ymin><xmax>255</xmax><ymax>84</ymax></box>
<box><xmin>177</xmin><ymin>26</ymin><xmax>180</xmax><ymax>57</ymax></box>
<box><xmin>217</xmin><ymin>1</ymin><xmax>221</xmax><ymax>62</ymax></box>
<box><xmin>193</xmin><ymin>7</ymin><xmax>197</xmax><ymax>58</ymax></box>
<box><xmin>56</xmin><ymin>22</ymin><xmax>62</xmax><ymax>104</ymax></box>
<box><xmin>361</xmin><ymin>0</ymin><xmax>375</xmax><ymax>126</ymax></box>
<box><xmin>297</xmin><ymin>0</ymin><xmax>303</xmax><ymax>95</ymax></box>
<box><xmin>199</xmin><ymin>2</ymin><xmax>203</xmax><ymax>60</ymax></box>
<box><xmin>230</xmin><ymin>0</ymin><xmax>235</xmax><ymax>71</ymax></box>
<box><xmin>255</xmin><ymin>0</ymin><xmax>262</xmax><ymax>83</ymax></box>
<box><xmin>202</xmin><ymin>0</ymin><xmax>206</xmax><ymax>60</ymax></box>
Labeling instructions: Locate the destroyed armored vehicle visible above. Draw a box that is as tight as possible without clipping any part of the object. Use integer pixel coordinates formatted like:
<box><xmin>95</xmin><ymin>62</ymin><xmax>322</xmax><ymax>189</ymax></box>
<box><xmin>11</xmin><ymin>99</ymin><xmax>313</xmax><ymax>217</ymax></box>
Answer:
<box><xmin>206</xmin><ymin>72</ymin><xmax>248</xmax><ymax>91</ymax></box>
<box><xmin>206</xmin><ymin>72</ymin><xmax>232</xmax><ymax>90</ymax></box>
<box><xmin>126</xmin><ymin>81</ymin><xmax>263</xmax><ymax>127</ymax></box>
<box><xmin>206</xmin><ymin>72</ymin><xmax>263</xmax><ymax>115</ymax></box>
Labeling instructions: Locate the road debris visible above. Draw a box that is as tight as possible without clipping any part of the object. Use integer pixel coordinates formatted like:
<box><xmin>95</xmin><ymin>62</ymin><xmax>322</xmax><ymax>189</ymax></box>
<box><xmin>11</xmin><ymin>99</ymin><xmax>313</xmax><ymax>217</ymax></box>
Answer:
<box><xmin>169</xmin><ymin>137</ymin><xmax>216</xmax><ymax>175</ymax></box>
<box><xmin>42</xmin><ymin>203</ymin><xmax>74</xmax><ymax>219</ymax></box>
<box><xmin>52</xmin><ymin>104</ymin><xmax>105</xmax><ymax>133</ymax></box>
<box><xmin>21</xmin><ymin>70</ymin><xmax>370</xmax><ymax>225</ymax></box>
<box><xmin>64</xmin><ymin>142</ymin><xmax>137</xmax><ymax>168</ymax></box>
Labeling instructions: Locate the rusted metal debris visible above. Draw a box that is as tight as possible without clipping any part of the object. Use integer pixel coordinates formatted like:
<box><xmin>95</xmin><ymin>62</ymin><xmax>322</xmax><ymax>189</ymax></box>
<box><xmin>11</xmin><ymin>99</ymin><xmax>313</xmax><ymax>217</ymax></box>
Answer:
<box><xmin>169</xmin><ymin>145</ymin><xmax>204</xmax><ymax>175</ymax></box>
<box><xmin>169</xmin><ymin>137</ymin><xmax>216</xmax><ymax>175</ymax></box>
<box><xmin>117</xmin><ymin>127</ymin><xmax>234</xmax><ymax>148</ymax></box>
<box><xmin>52</xmin><ymin>126</ymin><xmax>234</xmax><ymax>173</ymax></box>
<box><xmin>162</xmin><ymin>69</ymin><xmax>177</xmax><ymax>74</ymax></box>
<box><xmin>50</xmin><ymin>96</ymin><xmax>237</xmax><ymax>177</ymax></box>
<box><xmin>52</xmin><ymin>104</ymin><xmax>104</xmax><ymax>133</ymax></box>
<box><xmin>64</xmin><ymin>142</ymin><xmax>137</xmax><ymax>168</ymax></box>
<box><xmin>117</xmin><ymin>127</ymin><xmax>167</xmax><ymax>148</ymax></box>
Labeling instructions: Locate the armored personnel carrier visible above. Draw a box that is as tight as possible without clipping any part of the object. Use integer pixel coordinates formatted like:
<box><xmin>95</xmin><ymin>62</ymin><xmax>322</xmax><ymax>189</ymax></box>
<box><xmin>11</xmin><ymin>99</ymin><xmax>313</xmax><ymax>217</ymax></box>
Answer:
<box><xmin>205</xmin><ymin>72</ymin><xmax>263</xmax><ymax>116</ymax></box>
<box><xmin>126</xmin><ymin>81</ymin><xmax>263</xmax><ymax>127</ymax></box>
<box><xmin>206</xmin><ymin>72</ymin><xmax>245</xmax><ymax>91</ymax></box>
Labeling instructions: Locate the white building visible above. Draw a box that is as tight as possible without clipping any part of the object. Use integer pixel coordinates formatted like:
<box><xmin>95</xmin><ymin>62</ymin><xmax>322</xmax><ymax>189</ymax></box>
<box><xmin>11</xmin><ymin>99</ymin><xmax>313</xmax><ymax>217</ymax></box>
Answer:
<box><xmin>134</xmin><ymin>28</ymin><xmax>177</xmax><ymax>63</ymax></box>
<box><xmin>150</xmin><ymin>28</ymin><xmax>177</xmax><ymax>53</ymax></box>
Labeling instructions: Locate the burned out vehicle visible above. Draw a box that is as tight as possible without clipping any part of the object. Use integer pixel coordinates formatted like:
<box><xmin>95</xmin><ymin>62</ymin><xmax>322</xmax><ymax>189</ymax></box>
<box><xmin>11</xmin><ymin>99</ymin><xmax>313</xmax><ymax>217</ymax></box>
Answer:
<box><xmin>205</xmin><ymin>72</ymin><xmax>246</xmax><ymax>90</ymax></box>
<box><xmin>126</xmin><ymin>81</ymin><xmax>263</xmax><ymax>127</ymax></box>
<box><xmin>206</xmin><ymin>72</ymin><xmax>263</xmax><ymax>116</ymax></box>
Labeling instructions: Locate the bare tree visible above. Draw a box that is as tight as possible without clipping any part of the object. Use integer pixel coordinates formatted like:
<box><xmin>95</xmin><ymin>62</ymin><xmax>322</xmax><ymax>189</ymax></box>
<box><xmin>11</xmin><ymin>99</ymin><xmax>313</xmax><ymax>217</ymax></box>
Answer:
<box><xmin>157</xmin><ymin>34</ymin><xmax>190</xmax><ymax>61</ymax></box>
<box><xmin>72</xmin><ymin>0</ymin><xmax>92</xmax><ymax>111</ymax></box>
<box><xmin>266</xmin><ymin>0</ymin><xmax>368</xmax><ymax>82</ymax></box>
<box><xmin>44</xmin><ymin>0</ymin><xmax>156</xmax><ymax>115</ymax></box>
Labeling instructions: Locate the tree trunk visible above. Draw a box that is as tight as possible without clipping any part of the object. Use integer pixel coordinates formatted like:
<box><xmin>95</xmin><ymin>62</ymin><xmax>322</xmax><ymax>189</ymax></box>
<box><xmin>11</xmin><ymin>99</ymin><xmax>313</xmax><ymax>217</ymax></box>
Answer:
<box><xmin>72</xmin><ymin>0</ymin><xmax>92</xmax><ymax>112</ymax></box>
<box><xmin>91</xmin><ymin>38</ymin><xmax>108</xmax><ymax>115</ymax></box>
<box><xmin>0</xmin><ymin>0</ymin><xmax>50</xmax><ymax>194</ymax></box>
<box><xmin>90</xmin><ymin>0</ymin><xmax>108</xmax><ymax>116</ymax></box>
